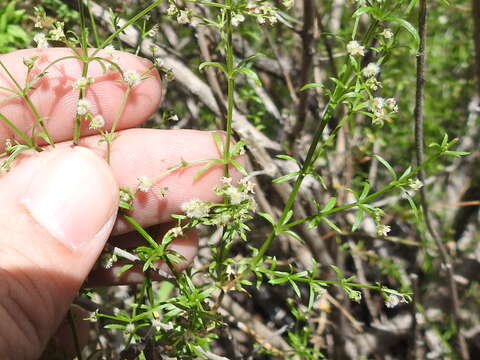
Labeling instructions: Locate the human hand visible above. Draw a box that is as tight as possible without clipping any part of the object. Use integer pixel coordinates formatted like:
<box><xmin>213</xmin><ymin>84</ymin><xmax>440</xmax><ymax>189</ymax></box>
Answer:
<box><xmin>0</xmin><ymin>48</ymin><xmax>241</xmax><ymax>359</ymax></box>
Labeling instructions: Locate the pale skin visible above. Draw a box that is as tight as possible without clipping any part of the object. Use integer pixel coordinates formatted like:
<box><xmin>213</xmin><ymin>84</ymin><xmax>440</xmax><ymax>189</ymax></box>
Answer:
<box><xmin>0</xmin><ymin>48</ymin><xmax>242</xmax><ymax>359</ymax></box>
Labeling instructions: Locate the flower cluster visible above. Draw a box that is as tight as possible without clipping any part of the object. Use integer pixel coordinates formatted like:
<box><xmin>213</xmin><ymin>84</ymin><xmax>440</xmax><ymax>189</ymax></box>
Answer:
<box><xmin>181</xmin><ymin>199</ymin><xmax>211</xmax><ymax>219</ymax></box>
<box><xmin>137</xmin><ymin>176</ymin><xmax>154</xmax><ymax>193</ymax></box>
<box><xmin>77</xmin><ymin>98</ymin><xmax>91</xmax><ymax>116</ymax></box>
<box><xmin>123</xmin><ymin>70</ymin><xmax>142</xmax><ymax>87</ymax></box>
<box><xmin>33</xmin><ymin>33</ymin><xmax>48</xmax><ymax>48</ymax></box>
<box><xmin>246</xmin><ymin>1</ymin><xmax>278</xmax><ymax>25</ymax></box>
<box><xmin>370</xmin><ymin>97</ymin><xmax>398</xmax><ymax>126</ymax></box>
<box><xmin>380</xmin><ymin>28</ymin><xmax>394</xmax><ymax>39</ymax></box>
<box><xmin>49</xmin><ymin>22</ymin><xmax>65</xmax><ymax>41</ymax></box>
<box><xmin>72</xmin><ymin>77</ymin><xmax>95</xmax><ymax>90</ymax></box>
<box><xmin>362</xmin><ymin>63</ymin><xmax>380</xmax><ymax>78</ymax></box>
<box><xmin>376</xmin><ymin>224</ymin><xmax>391</xmax><ymax>237</ymax></box>
<box><xmin>346</xmin><ymin>40</ymin><xmax>365</xmax><ymax>56</ymax></box>
<box><xmin>231</xmin><ymin>13</ymin><xmax>246</xmax><ymax>27</ymax></box>
<box><xmin>89</xmin><ymin>115</ymin><xmax>105</xmax><ymax>130</ymax></box>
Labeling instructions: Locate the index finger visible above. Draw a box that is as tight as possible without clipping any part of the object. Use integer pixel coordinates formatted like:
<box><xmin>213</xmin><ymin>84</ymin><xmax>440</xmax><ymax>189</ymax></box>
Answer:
<box><xmin>0</xmin><ymin>47</ymin><xmax>163</xmax><ymax>148</ymax></box>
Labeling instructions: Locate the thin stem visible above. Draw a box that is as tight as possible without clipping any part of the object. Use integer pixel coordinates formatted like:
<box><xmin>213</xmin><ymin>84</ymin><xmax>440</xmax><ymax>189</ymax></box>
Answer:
<box><xmin>74</xmin><ymin>59</ymin><xmax>90</xmax><ymax>144</ymax></box>
<box><xmin>0</xmin><ymin>60</ymin><xmax>54</xmax><ymax>147</ymax></box>
<box><xmin>223</xmin><ymin>3</ymin><xmax>234</xmax><ymax>178</ymax></box>
<box><xmin>67</xmin><ymin>308</ymin><xmax>83</xmax><ymax>360</ymax></box>
<box><xmin>414</xmin><ymin>1</ymin><xmax>469</xmax><ymax>358</ymax></box>
<box><xmin>87</xmin><ymin>0</ymin><xmax>101</xmax><ymax>47</ymax></box>
<box><xmin>94</xmin><ymin>0</ymin><xmax>163</xmax><ymax>57</ymax></box>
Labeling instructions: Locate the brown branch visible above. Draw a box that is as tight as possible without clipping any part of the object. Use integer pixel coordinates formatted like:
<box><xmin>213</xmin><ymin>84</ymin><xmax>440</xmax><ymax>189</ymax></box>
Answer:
<box><xmin>414</xmin><ymin>1</ymin><xmax>469</xmax><ymax>358</ymax></box>
<box><xmin>287</xmin><ymin>0</ymin><xmax>316</xmax><ymax>153</ymax></box>
<box><xmin>472</xmin><ymin>0</ymin><xmax>480</xmax><ymax>97</ymax></box>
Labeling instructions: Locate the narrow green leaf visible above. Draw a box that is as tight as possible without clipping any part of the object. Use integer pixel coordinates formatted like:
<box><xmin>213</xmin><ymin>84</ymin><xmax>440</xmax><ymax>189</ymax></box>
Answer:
<box><xmin>284</xmin><ymin>230</ymin><xmax>303</xmax><ymax>243</ymax></box>
<box><xmin>193</xmin><ymin>159</ymin><xmax>221</xmax><ymax>181</ymax></box>
<box><xmin>198</xmin><ymin>61</ymin><xmax>227</xmax><ymax>75</ymax></box>
<box><xmin>322</xmin><ymin>197</ymin><xmax>337</xmax><ymax>212</ymax></box>
<box><xmin>230</xmin><ymin>159</ymin><xmax>248</xmax><ymax>175</ymax></box>
<box><xmin>322</xmin><ymin>217</ymin><xmax>342</xmax><ymax>233</ymax></box>
<box><xmin>386</xmin><ymin>17</ymin><xmax>419</xmax><ymax>48</ymax></box>
<box><xmin>359</xmin><ymin>182</ymin><xmax>370</xmax><ymax>200</ymax></box>
<box><xmin>300</xmin><ymin>82</ymin><xmax>323</xmax><ymax>91</ymax></box>
<box><xmin>289</xmin><ymin>280</ymin><xmax>301</xmax><ymax>298</ymax></box>
<box><xmin>351</xmin><ymin>207</ymin><xmax>364</xmax><ymax>232</ymax></box>
<box><xmin>123</xmin><ymin>215</ymin><xmax>158</xmax><ymax>248</ymax></box>
<box><xmin>0</xmin><ymin>112</ymin><xmax>33</xmax><ymax>147</ymax></box>
<box><xmin>235</xmin><ymin>67</ymin><xmax>261</xmax><ymax>85</ymax></box>
<box><xmin>272</xmin><ymin>171</ymin><xmax>299</xmax><ymax>184</ymax></box>
<box><xmin>374</xmin><ymin>154</ymin><xmax>397</xmax><ymax>180</ymax></box>
<box><xmin>117</xmin><ymin>264</ymin><xmax>134</xmax><ymax>275</ymax></box>
<box><xmin>276</xmin><ymin>154</ymin><xmax>297</xmax><ymax>162</ymax></box>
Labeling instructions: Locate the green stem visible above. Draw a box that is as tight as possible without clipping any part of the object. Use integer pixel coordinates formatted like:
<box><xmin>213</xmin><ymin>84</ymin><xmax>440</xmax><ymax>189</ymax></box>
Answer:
<box><xmin>0</xmin><ymin>60</ymin><xmax>54</xmax><ymax>148</ymax></box>
<box><xmin>74</xmin><ymin>59</ymin><xmax>90</xmax><ymax>144</ymax></box>
<box><xmin>87</xmin><ymin>0</ymin><xmax>101</xmax><ymax>48</ymax></box>
<box><xmin>222</xmin><ymin>0</ymin><xmax>235</xmax><ymax>178</ymax></box>
<box><xmin>253</xmin><ymin>22</ymin><xmax>380</xmax><ymax>265</ymax></box>
<box><xmin>0</xmin><ymin>113</ymin><xmax>35</xmax><ymax>148</ymax></box>
<box><xmin>67</xmin><ymin>309</ymin><xmax>83</xmax><ymax>360</ymax></box>
<box><xmin>94</xmin><ymin>0</ymin><xmax>164</xmax><ymax>58</ymax></box>
<box><xmin>283</xmin><ymin>149</ymin><xmax>443</xmax><ymax>230</ymax></box>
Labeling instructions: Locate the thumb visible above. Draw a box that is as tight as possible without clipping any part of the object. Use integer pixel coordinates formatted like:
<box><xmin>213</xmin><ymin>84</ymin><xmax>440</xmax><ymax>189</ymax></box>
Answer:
<box><xmin>0</xmin><ymin>146</ymin><xmax>118</xmax><ymax>359</ymax></box>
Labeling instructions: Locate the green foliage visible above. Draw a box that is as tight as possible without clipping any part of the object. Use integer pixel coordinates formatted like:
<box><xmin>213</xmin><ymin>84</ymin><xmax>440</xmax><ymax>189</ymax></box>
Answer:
<box><xmin>0</xmin><ymin>1</ymin><xmax>29</xmax><ymax>53</ymax></box>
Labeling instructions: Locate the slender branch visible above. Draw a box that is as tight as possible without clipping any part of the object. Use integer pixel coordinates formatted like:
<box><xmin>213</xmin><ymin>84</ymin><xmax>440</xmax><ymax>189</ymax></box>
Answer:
<box><xmin>414</xmin><ymin>2</ymin><xmax>469</xmax><ymax>359</ymax></box>
<box><xmin>287</xmin><ymin>0</ymin><xmax>316</xmax><ymax>152</ymax></box>
<box><xmin>472</xmin><ymin>0</ymin><xmax>480</xmax><ymax>97</ymax></box>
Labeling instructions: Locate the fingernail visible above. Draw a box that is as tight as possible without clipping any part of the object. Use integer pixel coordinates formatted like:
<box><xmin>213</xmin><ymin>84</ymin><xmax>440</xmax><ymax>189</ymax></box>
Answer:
<box><xmin>23</xmin><ymin>147</ymin><xmax>118</xmax><ymax>249</ymax></box>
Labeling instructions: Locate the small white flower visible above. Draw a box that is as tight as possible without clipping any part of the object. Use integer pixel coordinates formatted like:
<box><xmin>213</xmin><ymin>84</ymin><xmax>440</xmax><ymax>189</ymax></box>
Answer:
<box><xmin>33</xmin><ymin>33</ymin><xmax>49</xmax><ymax>48</ymax></box>
<box><xmin>154</xmin><ymin>57</ymin><xmax>164</xmax><ymax>68</ymax></box>
<box><xmin>246</xmin><ymin>2</ymin><xmax>261</xmax><ymax>14</ymax></box>
<box><xmin>169</xmin><ymin>114</ymin><xmax>179</xmax><ymax>122</ymax></box>
<box><xmin>371</xmin><ymin>97</ymin><xmax>385</xmax><ymax>112</ymax></box>
<box><xmin>385</xmin><ymin>294</ymin><xmax>401</xmax><ymax>308</ymax></box>
<box><xmin>120</xmin><ymin>189</ymin><xmax>133</xmax><ymax>203</ymax></box>
<box><xmin>167</xmin><ymin>4</ymin><xmax>177</xmax><ymax>16</ymax></box>
<box><xmin>213</xmin><ymin>212</ymin><xmax>232</xmax><ymax>226</ymax></box>
<box><xmin>240</xmin><ymin>178</ymin><xmax>255</xmax><ymax>193</ymax></box>
<box><xmin>377</xmin><ymin>224</ymin><xmax>391</xmax><ymax>237</ymax></box>
<box><xmin>86</xmin><ymin>309</ymin><xmax>99</xmax><ymax>323</ymax></box>
<box><xmin>104</xmin><ymin>45</ymin><xmax>116</xmax><ymax>57</ymax></box>
<box><xmin>362</xmin><ymin>63</ymin><xmax>380</xmax><ymax>78</ymax></box>
<box><xmin>380</xmin><ymin>28</ymin><xmax>394</xmax><ymax>39</ymax></box>
<box><xmin>408</xmin><ymin>179</ymin><xmax>423</xmax><ymax>191</ymax></box>
<box><xmin>349</xmin><ymin>290</ymin><xmax>362</xmax><ymax>303</ymax></box>
<box><xmin>283</xmin><ymin>0</ymin><xmax>294</xmax><ymax>9</ymax></box>
<box><xmin>346</xmin><ymin>40</ymin><xmax>365</xmax><ymax>56</ymax></box>
<box><xmin>181</xmin><ymin>199</ymin><xmax>210</xmax><ymax>218</ymax></box>
<box><xmin>137</xmin><ymin>176</ymin><xmax>153</xmax><ymax>192</ymax></box>
<box><xmin>438</xmin><ymin>15</ymin><xmax>448</xmax><ymax>25</ymax></box>
<box><xmin>72</xmin><ymin>77</ymin><xmax>94</xmax><ymax>90</ymax></box>
<box><xmin>4</xmin><ymin>139</ymin><xmax>13</xmax><ymax>152</ymax></box>
<box><xmin>101</xmin><ymin>253</ymin><xmax>117</xmax><ymax>269</ymax></box>
<box><xmin>89</xmin><ymin>115</ymin><xmax>105</xmax><ymax>130</ymax></box>
<box><xmin>225</xmin><ymin>186</ymin><xmax>246</xmax><ymax>205</ymax></box>
<box><xmin>123</xmin><ymin>70</ymin><xmax>142</xmax><ymax>87</ymax></box>
<box><xmin>221</xmin><ymin>177</ymin><xmax>233</xmax><ymax>185</ymax></box>
<box><xmin>385</xmin><ymin>98</ymin><xmax>398</xmax><ymax>112</ymax></box>
<box><xmin>125</xmin><ymin>323</ymin><xmax>135</xmax><ymax>334</ymax></box>
<box><xmin>177</xmin><ymin>10</ymin><xmax>190</xmax><ymax>24</ymax></box>
<box><xmin>170</xmin><ymin>226</ymin><xmax>183</xmax><ymax>237</ymax></box>
<box><xmin>49</xmin><ymin>22</ymin><xmax>65</xmax><ymax>41</ymax></box>
<box><xmin>231</xmin><ymin>13</ymin><xmax>245</xmax><ymax>27</ymax></box>
<box><xmin>147</xmin><ymin>24</ymin><xmax>159</xmax><ymax>37</ymax></box>
<box><xmin>77</xmin><ymin>98</ymin><xmax>91</xmax><ymax>116</ymax></box>
<box><xmin>248</xmin><ymin>198</ymin><xmax>258</xmax><ymax>212</ymax></box>
<box><xmin>23</xmin><ymin>55</ymin><xmax>38</xmax><ymax>69</ymax></box>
